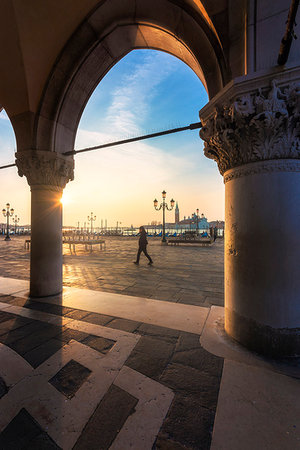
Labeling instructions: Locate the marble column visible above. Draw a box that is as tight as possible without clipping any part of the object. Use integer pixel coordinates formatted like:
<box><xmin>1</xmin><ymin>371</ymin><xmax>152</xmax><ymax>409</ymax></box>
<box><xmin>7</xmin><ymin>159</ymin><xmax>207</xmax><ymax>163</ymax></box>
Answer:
<box><xmin>16</xmin><ymin>151</ymin><xmax>74</xmax><ymax>297</ymax></box>
<box><xmin>200</xmin><ymin>69</ymin><xmax>300</xmax><ymax>357</ymax></box>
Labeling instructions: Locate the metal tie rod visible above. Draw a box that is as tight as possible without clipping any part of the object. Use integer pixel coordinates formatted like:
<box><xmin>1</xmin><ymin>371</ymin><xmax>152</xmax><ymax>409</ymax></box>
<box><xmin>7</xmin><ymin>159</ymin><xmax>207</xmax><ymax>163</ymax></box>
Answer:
<box><xmin>0</xmin><ymin>121</ymin><xmax>202</xmax><ymax>169</ymax></box>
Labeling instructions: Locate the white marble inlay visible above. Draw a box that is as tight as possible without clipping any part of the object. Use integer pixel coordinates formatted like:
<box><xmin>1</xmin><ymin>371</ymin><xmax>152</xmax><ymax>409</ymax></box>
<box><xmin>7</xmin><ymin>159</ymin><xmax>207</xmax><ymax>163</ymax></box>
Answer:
<box><xmin>0</xmin><ymin>276</ymin><xmax>208</xmax><ymax>334</ymax></box>
<box><xmin>112</xmin><ymin>366</ymin><xmax>174</xmax><ymax>450</ymax></box>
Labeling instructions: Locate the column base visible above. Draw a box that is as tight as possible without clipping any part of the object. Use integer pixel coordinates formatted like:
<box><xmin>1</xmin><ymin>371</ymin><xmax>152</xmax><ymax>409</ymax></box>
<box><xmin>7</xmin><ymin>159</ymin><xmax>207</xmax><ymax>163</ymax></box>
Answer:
<box><xmin>225</xmin><ymin>308</ymin><xmax>300</xmax><ymax>358</ymax></box>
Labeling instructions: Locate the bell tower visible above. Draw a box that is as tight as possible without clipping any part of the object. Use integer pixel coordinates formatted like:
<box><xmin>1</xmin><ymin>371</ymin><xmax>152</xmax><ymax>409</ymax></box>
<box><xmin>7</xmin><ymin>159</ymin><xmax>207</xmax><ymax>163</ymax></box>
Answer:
<box><xmin>175</xmin><ymin>202</ymin><xmax>179</xmax><ymax>223</ymax></box>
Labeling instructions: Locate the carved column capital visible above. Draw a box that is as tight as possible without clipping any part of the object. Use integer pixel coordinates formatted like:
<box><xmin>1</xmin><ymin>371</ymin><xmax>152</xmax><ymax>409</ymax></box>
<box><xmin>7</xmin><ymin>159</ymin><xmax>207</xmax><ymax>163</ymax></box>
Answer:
<box><xmin>15</xmin><ymin>150</ymin><xmax>74</xmax><ymax>191</ymax></box>
<box><xmin>200</xmin><ymin>70</ymin><xmax>300</xmax><ymax>175</ymax></box>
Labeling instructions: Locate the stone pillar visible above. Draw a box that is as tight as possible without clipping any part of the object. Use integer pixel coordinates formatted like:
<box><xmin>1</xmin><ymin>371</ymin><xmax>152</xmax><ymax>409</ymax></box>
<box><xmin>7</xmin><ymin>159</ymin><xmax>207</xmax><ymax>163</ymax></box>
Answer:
<box><xmin>16</xmin><ymin>151</ymin><xmax>74</xmax><ymax>297</ymax></box>
<box><xmin>200</xmin><ymin>69</ymin><xmax>300</xmax><ymax>357</ymax></box>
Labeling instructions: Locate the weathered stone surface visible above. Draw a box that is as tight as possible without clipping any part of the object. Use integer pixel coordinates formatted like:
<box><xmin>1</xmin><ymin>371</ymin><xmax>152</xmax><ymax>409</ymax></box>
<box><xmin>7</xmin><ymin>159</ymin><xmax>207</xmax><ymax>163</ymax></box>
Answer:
<box><xmin>107</xmin><ymin>318</ymin><xmax>141</xmax><ymax>333</ymax></box>
<box><xmin>83</xmin><ymin>312</ymin><xmax>115</xmax><ymax>326</ymax></box>
<box><xmin>0</xmin><ymin>377</ymin><xmax>7</xmax><ymax>399</ymax></box>
<box><xmin>160</xmin><ymin>363</ymin><xmax>221</xmax><ymax>410</ymax></box>
<box><xmin>155</xmin><ymin>435</ymin><xmax>191</xmax><ymax>449</ymax></box>
<box><xmin>25</xmin><ymin>301</ymin><xmax>73</xmax><ymax>316</ymax></box>
<box><xmin>175</xmin><ymin>332</ymin><xmax>201</xmax><ymax>352</ymax></box>
<box><xmin>172</xmin><ymin>346</ymin><xmax>224</xmax><ymax>378</ymax></box>
<box><xmin>0</xmin><ymin>317</ymin><xmax>31</xmax><ymax>336</ymax></box>
<box><xmin>159</xmin><ymin>393</ymin><xmax>215</xmax><ymax>449</ymax></box>
<box><xmin>0</xmin><ymin>408</ymin><xmax>61</xmax><ymax>449</ymax></box>
<box><xmin>23</xmin><ymin>338</ymin><xmax>63</xmax><ymax>368</ymax></box>
<box><xmin>6</xmin><ymin>324</ymin><xmax>63</xmax><ymax>355</ymax></box>
<box><xmin>125</xmin><ymin>336</ymin><xmax>175</xmax><ymax>380</ymax></box>
<box><xmin>81</xmin><ymin>335</ymin><xmax>115</xmax><ymax>354</ymax></box>
<box><xmin>59</xmin><ymin>328</ymin><xmax>89</xmax><ymax>343</ymax></box>
<box><xmin>0</xmin><ymin>319</ymin><xmax>45</xmax><ymax>344</ymax></box>
<box><xmin>136</xmin><ymin>323</ymin><xmax>180</xmax><ymax>343</ymax></box>
<box><xmin>73</xmin><ymin>384</ymin><xmax>138</xmax><ymax>450</ymax></box>
<box><xmin>49</xmin><ymin>359</ymin><xmax>91</xmax><ymax>398</ymax></box>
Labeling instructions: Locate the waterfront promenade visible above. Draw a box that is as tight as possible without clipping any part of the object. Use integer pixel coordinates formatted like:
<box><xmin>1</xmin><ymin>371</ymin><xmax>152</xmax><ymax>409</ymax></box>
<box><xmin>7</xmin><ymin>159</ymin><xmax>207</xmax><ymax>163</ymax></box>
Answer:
<box><xmin>0</xmin><ymin>235</ymin><xmax>224</xmax><ymax>307</ymax></box>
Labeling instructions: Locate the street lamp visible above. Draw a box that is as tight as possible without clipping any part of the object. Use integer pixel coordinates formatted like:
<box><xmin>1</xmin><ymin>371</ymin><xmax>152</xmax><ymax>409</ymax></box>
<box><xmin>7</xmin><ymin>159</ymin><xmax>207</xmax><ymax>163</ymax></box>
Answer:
<box><xmin>196</xmin><ymin>208</ymin><xmax>199</xmax><ymax>236</ymax></box>
<box><xmin>153</xmin><ymin>190</ymin><xmax>175</xmax><ymax>244</ymax></box>
<box><xmin>2</xmin><ymin>203</ymin><xmax>14</xmax><ymax>241</ymax></box>
<box><xmin>12</xmin><ymin>215</ymin><xmax>20</xmax><ymax>234</ymax></box>
<box><xmin>88</xmin><ymin>212</ymin><xmax>96</xmax><ymax>234</ymax></box>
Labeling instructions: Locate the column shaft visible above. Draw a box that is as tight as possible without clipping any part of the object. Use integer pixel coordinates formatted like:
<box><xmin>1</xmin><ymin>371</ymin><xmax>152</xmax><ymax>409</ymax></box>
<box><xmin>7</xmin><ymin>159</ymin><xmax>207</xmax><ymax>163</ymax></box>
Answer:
<box><xmin>224</xmin><ymin>161</ymin><xmax>300</xmax><ymax>357</ymax></box>
<box><xmin>30</xmin><ymin>187</ymin><xmax>63</xmax><ymax>297</ymax></box>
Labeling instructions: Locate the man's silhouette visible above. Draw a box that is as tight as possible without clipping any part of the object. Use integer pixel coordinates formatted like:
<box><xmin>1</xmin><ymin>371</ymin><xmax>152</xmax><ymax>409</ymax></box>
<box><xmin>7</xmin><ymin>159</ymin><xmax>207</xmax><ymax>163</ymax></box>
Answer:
<box><xmin>134</xmin><ymin>226</ymin><xmax>153</xmax><ymax>265</ymax></box>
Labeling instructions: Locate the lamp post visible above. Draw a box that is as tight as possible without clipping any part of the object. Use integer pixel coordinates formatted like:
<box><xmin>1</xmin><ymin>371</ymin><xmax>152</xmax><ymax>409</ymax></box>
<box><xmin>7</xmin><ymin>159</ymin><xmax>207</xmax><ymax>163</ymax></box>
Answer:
<box><xmin>153</xmin><ymin>190</ymin><xmax>175</xmax><ymax>244</ymax></box>
<box><xmin>88</xmin><ymin>212</ymin><xmax>96</xmax><ymax>234</ymax></box>
<box><xmin>2</xmin><ymin>203</ymin><xmax>14</xmax><ymax>241</ymax></box>
<box><xmin>12</xmin><ymin>215</ymin><xmax>20</xmax><ymax>234</ymax></box>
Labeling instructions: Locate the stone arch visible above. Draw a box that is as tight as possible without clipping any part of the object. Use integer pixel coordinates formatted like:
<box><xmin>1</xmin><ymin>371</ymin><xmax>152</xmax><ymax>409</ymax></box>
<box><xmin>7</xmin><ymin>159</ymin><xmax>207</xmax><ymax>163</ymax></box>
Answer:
<box><xmin>34</xmin><ymin>0</ymin><xmax>228</xmax><ymax>154</ymax></box>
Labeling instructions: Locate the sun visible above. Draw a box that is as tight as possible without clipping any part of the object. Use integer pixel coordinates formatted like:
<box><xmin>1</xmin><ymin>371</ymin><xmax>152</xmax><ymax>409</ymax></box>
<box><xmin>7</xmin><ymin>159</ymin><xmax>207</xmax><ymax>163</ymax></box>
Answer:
<box><xmin>60</xmin><ymin>192</ymin><xmax>70</xmax><ymax>206</ymax></box>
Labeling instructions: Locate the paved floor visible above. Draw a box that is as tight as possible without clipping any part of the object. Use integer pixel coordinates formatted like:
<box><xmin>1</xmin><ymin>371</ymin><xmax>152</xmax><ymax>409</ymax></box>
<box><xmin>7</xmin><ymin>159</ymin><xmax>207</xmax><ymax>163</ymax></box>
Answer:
<box><xmin>0</xmin><ymin>236</ymin><xmax>224</xmax><ymax>307</ymax></box>
<box><xmin>0</xmin><ymin>238</ymin><xmax>299</xmax><ymax>449</ymax></box>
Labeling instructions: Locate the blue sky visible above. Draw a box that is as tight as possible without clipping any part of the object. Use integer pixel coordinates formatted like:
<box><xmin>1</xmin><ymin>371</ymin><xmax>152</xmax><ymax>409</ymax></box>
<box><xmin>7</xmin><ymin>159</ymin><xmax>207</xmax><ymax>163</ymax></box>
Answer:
<box><xmin>0</xmin><ymin>49</ymin><xmax>224</xmax><ymax>227</ymax></box>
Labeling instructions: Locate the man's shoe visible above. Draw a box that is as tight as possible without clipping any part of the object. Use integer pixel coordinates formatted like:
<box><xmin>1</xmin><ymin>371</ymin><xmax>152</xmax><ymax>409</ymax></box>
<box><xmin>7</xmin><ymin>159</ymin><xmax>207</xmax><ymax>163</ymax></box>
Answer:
<box><xmin>133</xmin><ymin>261</ymin><xmax>139</xmax><ymax>265</ymax></box>
<box><xmin>148</xmin><ymin>261</ymin><xmax>153</xmax><ymax>265</ymax></box>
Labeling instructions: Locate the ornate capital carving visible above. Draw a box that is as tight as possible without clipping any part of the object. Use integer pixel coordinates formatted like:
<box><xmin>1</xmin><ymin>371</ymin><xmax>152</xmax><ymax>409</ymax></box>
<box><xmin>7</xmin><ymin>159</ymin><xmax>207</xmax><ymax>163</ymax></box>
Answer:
<box><xmin>200</xmin><ymin>77</ymin><xmax>300</xmax><ymax>175</ymax></box>
<box><xmin>15</xmin><ymin>151</ymin><xmax>74</xmax><ymax>190</ymax></box>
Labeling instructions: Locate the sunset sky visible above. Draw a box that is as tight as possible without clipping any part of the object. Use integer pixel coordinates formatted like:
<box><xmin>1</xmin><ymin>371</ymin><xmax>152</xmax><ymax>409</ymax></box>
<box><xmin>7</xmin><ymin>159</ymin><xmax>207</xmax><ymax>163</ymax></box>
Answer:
<box><xmin>0</xmin><ymin>50</ymin><xmax>224</xmax><ymax>228</ymax></box>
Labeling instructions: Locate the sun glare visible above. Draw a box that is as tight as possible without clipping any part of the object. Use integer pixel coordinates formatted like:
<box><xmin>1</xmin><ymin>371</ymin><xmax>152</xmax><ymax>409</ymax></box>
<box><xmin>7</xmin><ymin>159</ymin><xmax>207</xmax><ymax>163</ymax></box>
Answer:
<box><xmin>60</xmin><ymin>192</ymin><xmax>70</xmax><ymax>206</ymax></box>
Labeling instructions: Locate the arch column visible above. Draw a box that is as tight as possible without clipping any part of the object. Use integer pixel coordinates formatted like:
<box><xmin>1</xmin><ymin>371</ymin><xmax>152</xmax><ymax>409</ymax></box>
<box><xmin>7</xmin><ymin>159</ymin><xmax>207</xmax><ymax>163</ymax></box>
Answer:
<box><xmin>200</xmin><ymin>68</ymin><xmax>300</xmax><ymax>357</ymax></box>
<box><xmin>16</xmin><ymin>151</ymin><xmax>74</xmax><ymax>297</ymax></box>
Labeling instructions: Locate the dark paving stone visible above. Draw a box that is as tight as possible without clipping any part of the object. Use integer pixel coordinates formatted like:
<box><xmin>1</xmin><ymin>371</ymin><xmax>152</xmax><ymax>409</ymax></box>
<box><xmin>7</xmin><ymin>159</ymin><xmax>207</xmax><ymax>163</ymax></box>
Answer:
<box><xmin>64</xmin><ymin>309</ymin><xmax>91</xmax><ymax>320</ymax></box>
<box><xmin>81</xmin><ymin>335</ymin><xmax>115</xmax><ymax>354</ymax></box>
<box><xmin>28</xmin><ymin>432</ymin><xmax>62</xmax><ymax>449</ymax></box>
<box><xmin>136</xmin><ymin>323</ymin><xmax>180</xmax><ymax>343</ymax></box>
<box><xmin>0</xmin><ymin>316</ymin><xmax>31</xmax><ymax>337</ymax></box>
<box><xmin>155</xmin><ymin>435</ymin><xmax>192</xmax><ymax>449</ymax></box>
<box><xmin>7</xmin><ymin>324</ymin><xmax>64</xmax><ymax>355</ymax></box>
<box><xmin>0</xmin><ymin>320</ymin><xmax>47</xmax><ymax>345</ymax></box>
<box><xmin>0</xmin><ymin>311</ymin><xmax>14</xmax><ymax>324</ymax></box>
<box><xmin>73</xmin><ymin>384</ymin><xmax>138</xmax><ymax>450</ymax></box>
<box><xmin>107</xmin><ymin>318</ymin><xmax>141</xmax><ymax>333</ymax></box>
<box><xmin>0</xmin><ymin>296</ymin><xmax>27</xmax><ymax>307</ymax></box>
<box><xmin>83</xmin><ymin>312</ymin><xmax>115</xmax><ymax>326</ymax></box>
<box><xmin>125</xmin><ymin>337</ymin><xmax>175</xmax><ymax>380</ymax></box>
<box><xmin>23</xmin><ymin>338</ymin><xmax>63</xmax><ymax>368</ymax></box>
<box><xmin>175</xmin><ymin>332</ymin><xmax>201</xmax><ymax>352</ymax></box>
<box><xmin>172</xmin><ymin>346</ymin><xmax>224</xmax><ymax>379</ymax></box>
<box><xmin>160</xmin><ymin>363</ymin><xmax>221</xmax><ymax>410</ymax></box>
<box><xmin>158</xmin><ymin>393</ymin><xmax>215</xmax><ymax>449</ymax></box>
<box><xmin>0</xmin><ymin>408</ymin><xmax>61</xmax><ymax>450</ymax></box>
<box><xmin>133</xmin><ymin>336</ymin><xmax>175</xmax><ymax>360</ymax></box>
<box><xmin>24</xmin><ymin>301</ymin><xmax>72</xmax><ymax>316</ymax></box>
<box><xmin>59</xmin><ymin>328</ymin><xmax>89</xmax><ymax>343</ymax></box>
<box><xmin>0</xmin><ymin>376</ymin><xmax>8</xmax><ymax>399</ymax></box>
<box><xmin>49</xmin><ymin>359</ymin><xmax>91</xmax><ymax>399</ymax></box>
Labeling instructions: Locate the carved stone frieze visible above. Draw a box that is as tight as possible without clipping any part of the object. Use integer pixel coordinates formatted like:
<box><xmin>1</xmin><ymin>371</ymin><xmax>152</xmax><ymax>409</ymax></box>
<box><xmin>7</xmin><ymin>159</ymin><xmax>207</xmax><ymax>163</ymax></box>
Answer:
<box><xmin>223</xmin><ymin>159</ymin><xmax>300</xmax><ymax>183</ymax></box>
<box><xmin>15</xmin><ymin>150</ymin><xmax>74</xmax><ymax>190</ymax></box>
<box><xmin>200</xmin><ymin>79</ymin><xmax>300</xmax><ymax>175</ymax></box>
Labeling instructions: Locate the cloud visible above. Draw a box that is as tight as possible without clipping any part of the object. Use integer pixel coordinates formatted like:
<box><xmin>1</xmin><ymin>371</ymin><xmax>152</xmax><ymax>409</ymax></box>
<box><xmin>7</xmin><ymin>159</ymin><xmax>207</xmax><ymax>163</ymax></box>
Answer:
<box><xmin>102</xmin><ymin>52</ymin><xmax>177</xmax><ymax>137</ymax></box>
<box><xmin>0</xmin><ymin>109</ymin><xmax>9</xmax><ymax>120</ymax></box>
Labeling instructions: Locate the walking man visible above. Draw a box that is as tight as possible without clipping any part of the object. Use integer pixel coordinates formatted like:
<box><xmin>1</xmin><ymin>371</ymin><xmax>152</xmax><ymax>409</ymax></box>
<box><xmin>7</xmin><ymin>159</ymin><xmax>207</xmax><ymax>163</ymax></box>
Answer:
<box><xmin>134</xmin><ymin>226</ymin><xmax>153</xmax><ymax>265</ymax></box>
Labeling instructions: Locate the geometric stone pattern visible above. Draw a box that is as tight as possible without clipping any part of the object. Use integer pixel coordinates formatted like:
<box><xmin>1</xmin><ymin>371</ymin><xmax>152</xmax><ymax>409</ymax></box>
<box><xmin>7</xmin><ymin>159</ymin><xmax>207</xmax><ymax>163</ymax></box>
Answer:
<box><xmin>0</xmin><ymin>301</ymin><xmax>175</xmax><ymax>450</ymax></box>
<box><xmin>0</xmin><ymin>293</ymin><xmax>224</xmax><ymax>449</ymax></box>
